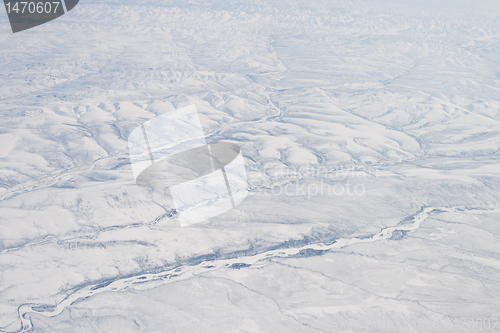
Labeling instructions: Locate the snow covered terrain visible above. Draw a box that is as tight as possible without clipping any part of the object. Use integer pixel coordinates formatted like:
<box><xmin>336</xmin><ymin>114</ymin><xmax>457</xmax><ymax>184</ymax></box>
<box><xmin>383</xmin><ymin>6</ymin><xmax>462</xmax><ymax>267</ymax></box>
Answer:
<box><xmin>0</xmin><ymin>0</ymin><xmax>499</xmax><ymax>331</ymax></box>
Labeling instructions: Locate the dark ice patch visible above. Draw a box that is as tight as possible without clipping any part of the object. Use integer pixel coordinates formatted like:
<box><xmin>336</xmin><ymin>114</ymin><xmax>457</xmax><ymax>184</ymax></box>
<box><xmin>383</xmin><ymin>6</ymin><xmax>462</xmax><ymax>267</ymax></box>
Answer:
<box><xmin>389</xmin><ymin>229</ymin><xmax>408</xmax><ymax>240</ymax></box>
<box><xmin>229</xmin><ymin>263</ymin><xmax>251</xmax><ymax>269</ymax></box>
<box><xmin>290</xmin><ymin>248</ymin><xmax>327</xmax><ymax>258</ymax></box>
<box><xmin>31</xmin><ymin>304</ymin><xmax>56</xmax><ymax>312</ymax></box>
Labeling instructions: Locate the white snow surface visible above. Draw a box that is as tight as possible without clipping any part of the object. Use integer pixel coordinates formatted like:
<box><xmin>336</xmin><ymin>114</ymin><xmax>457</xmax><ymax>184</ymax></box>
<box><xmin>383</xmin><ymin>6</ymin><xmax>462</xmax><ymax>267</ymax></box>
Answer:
<box><xmin>0</xmin><ymin>0</ymin><xmax>500</xmax><ymax>332</ymax></box>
